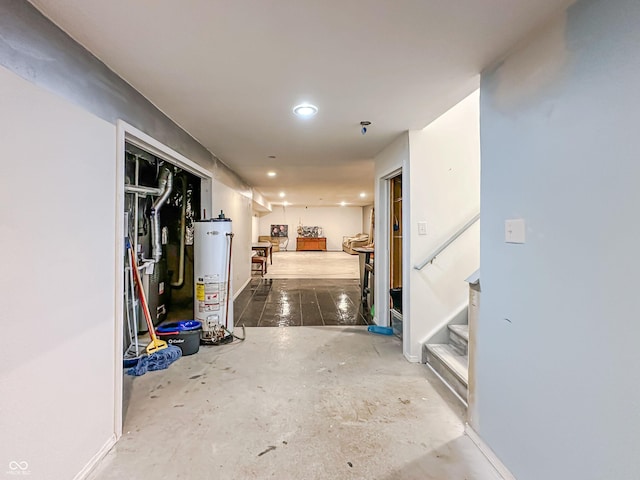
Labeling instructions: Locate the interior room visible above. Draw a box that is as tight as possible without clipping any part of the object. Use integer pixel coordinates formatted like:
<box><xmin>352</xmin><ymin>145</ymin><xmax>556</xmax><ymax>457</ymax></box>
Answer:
<box><xmin>255</xmin><ymin>204</ymin><xmax>371</xmax><ymax>253</ymax></box>
<box><xmin>2</xmin><ymin>1</ymin><xmax>639</xmax><ymax>479</ymax></box>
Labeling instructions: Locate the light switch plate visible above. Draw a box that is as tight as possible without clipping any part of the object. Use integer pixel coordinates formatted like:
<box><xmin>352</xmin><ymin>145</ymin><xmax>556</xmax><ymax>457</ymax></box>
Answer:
<box><xmin>505</xmin><ymin>219</ymin><xmax>526</xmax><ymax>243</ymax></box>
<box><xmin>417</xmin><ymin>221</ymin><xmax>427</xmax><ymax>236</ymax></box>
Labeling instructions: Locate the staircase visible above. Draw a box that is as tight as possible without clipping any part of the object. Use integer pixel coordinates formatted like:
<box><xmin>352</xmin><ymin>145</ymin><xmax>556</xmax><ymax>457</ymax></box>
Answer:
<box><xmin>424</xmin><ymin>323</ymin><xmax>469</xmax><ymax>405</ymax></box>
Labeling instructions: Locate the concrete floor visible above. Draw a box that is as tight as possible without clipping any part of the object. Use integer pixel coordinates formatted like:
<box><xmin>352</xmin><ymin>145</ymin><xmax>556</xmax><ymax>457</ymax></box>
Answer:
<box><xmin>92</xmin><ymin>327</ymin><xmax>500</xmax><ymax>480</ymax></box>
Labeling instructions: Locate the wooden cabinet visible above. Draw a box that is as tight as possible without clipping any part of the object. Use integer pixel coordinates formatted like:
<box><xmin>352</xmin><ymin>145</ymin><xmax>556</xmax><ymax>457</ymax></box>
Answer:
<box><xmin>296</xmin><ymin>237</ymin><xmax>327</xmax><ymax>251</ymax></box>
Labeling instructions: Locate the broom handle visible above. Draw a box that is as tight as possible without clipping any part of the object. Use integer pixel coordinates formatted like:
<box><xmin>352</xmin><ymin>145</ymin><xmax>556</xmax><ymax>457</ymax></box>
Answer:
<box><xmin>129</xmin><ymin>247</ymin><xmax>159</xmax><ymax>343</ymax></box>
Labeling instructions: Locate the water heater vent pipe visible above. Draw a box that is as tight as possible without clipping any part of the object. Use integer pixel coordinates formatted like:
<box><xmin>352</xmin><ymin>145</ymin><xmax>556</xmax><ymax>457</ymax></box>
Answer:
<box><xmin>150</xmin><ymin>167</ymin><xmax>173</xmax><ymax>263</ymax></box>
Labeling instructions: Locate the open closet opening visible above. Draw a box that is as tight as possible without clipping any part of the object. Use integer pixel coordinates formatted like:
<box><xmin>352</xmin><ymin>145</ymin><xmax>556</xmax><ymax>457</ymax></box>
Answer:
<box><xmin>124</xmin><ymin>143</ymin><xmax>202</xmax><ymax>333</ymax></box>
<box><xmin>389</xmin><ymin>173</ymin><xmax>403</xmax><ymax>334</ymax></box>
<box><xmin>121</xmin><ymin>138</ymin><xmax>209</xmax><ymax>424</ymax></box>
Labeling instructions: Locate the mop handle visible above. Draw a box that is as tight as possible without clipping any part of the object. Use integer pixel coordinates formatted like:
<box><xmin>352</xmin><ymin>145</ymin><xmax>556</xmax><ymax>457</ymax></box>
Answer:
<box><xmin>129</xmin><ymin>246</ymin><xmax>159</xmax><ymax>342</ymax></box>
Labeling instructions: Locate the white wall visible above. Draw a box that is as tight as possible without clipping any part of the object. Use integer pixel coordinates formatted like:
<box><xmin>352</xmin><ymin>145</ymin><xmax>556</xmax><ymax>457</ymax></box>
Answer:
<box><xmin>251</xmin><ymin>213</ymin><xmax>260</xmax><ymax>243</ymax></box>
<box><xmin>0</xmin><ymin>66</ymin><xmax>117</xmax><ymax>479</ymax></box>
<box><xmin>477</xmin><ymin>1</ymin><xmax>640</xmax><ymax>478</ymax></box>
<box><xmin>0</xmin><ymin>34</ymin><xmax>257</xmax><ymax>480</ymax></box>
<box><xmin>408</xmin><ymin>91</ymin><xmax>480</xmax><ymax>360</ymax></box>
<box><xmin>362</xmin><ymin>204</ymin><xmax>374</xmax><ymax>237</ymax></box>
<box><xmin>259</xmin><ymin>206</ymin><xmax>362</xmax><ymax>251</ymax></box>
<box><xmin>373</xmin><ymin>133</ymin><xmax>409</xmax><ymax>331</ymax></box>
<box><xmin>212</xmin><ymin>180</ymin><xmax>253</xmax><ymax>297</ymax></box>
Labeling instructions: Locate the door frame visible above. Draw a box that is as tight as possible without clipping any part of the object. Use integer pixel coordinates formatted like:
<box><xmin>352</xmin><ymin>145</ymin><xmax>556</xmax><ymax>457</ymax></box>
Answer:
<box><xmin>375</xmin><ymin>167</ymin><xmax>402</xmax><ymax>329</ymax></box>
<box><xmin>114</xmin><ymin>120</ymin><xmax>213</xmax><ymax>438</ymax></box>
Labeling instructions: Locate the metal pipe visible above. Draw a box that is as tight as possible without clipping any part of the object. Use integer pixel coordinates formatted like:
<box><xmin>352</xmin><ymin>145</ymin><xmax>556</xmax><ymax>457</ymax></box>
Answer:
<box><xmin>170</xmin><ymin>176</ymin><xmax>187</xmax><ymax>288</ymax></box>
<box><xmin>224</xmin><ymin>232</ymin><xmax>234</xmax><ymax>330</ymax></box>
<box><xmin>150</xmin><ymin>167</ymin><xmax>173</xmax><ymax>263</ymax></box>
<box><xmin>125</xmin><ymin>184</ymin><xmax>162</xmax><ymax>196</ymax></box>
<box><xmin>133</xmin><ymin>156</ymin><xmax>140</xmax><ymax>254</ymax></box>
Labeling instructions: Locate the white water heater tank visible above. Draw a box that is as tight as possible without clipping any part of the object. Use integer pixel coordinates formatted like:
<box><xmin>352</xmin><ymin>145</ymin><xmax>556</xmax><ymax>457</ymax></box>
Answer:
<box><xmin>194</xmin><ymin>216</ymin><xmax>233</xmax><ymax>334</ymax></box>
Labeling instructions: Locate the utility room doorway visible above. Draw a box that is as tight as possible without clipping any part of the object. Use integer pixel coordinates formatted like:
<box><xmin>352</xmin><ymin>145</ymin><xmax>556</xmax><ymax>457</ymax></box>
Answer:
<box><xmin>389</xmin><ymin>173</ymin><xmax>403</xmax><ymax>332</ymax></box>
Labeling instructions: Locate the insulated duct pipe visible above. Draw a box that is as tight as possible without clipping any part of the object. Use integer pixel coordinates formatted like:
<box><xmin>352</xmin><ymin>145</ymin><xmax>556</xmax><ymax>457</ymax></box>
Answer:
<box><xmin>170</xmin><ymin>176</ymin><xmax>187</xmax><ymax>288</ymax></box>
<box><xmin>150</xmin><ymin>167</ymin><xmax>173</xmax><ymax>263</ymax></box>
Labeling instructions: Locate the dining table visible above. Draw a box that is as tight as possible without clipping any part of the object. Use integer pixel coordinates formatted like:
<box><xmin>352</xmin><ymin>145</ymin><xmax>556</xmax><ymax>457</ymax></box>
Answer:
<box><xmin>251</xmin><ymin>241</ymin><xmax>273</xmax><ymax>265</ymax></box>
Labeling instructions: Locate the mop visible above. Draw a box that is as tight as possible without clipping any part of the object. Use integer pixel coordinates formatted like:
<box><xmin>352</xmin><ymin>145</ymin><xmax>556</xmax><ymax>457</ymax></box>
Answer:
<box><xmin>123</xmin><ymin>243</ymin><xmax>143</xmax><ymax>368</ymax></box>
<box><xmin>126</xmin><ymin>239</ymin><xmax>182</xmax><ymax>376</ymax></box>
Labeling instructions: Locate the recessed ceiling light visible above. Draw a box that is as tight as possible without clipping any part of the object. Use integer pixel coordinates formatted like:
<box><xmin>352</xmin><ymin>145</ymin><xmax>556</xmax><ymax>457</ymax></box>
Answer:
<box><xmin>267</xmin><ymin>171</ymin><xmax>276</xmax><ymax>177</ymax></box>
<box><xmin>360</xmin><ymin>192</ymin><xmax>366</xmax><ymax>198</ymax></box>
<box><xmin>279</xmin><ymin>192</ymin><xmax>286</xmax><ymax>198</ymax></box>
<box><xmin>293</xmin><ymin>103</ymin><xmax>318</xmax><ymax>117</ymax></box>
<box><xmin>340</xmin><ymin>201</ymin><xmax>346</xmax><ymax>206</ymax></box>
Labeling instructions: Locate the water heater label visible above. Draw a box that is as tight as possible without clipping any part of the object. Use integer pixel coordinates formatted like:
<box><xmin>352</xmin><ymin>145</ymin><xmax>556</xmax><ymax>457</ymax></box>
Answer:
<box><xmin>196</xmin><ymin>283</ymin><xmax>205</xmax><ymax>301</ymax></box>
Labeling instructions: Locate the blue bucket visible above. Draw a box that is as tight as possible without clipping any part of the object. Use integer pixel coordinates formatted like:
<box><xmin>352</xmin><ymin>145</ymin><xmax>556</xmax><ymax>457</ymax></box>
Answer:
<box><xmin>157</xmin><ymin>320</ymin><xmax>202</xmax><ymax>333</ymax></box>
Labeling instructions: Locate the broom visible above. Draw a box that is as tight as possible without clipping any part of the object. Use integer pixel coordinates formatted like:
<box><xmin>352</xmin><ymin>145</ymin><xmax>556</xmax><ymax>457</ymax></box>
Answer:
<box><xmin>129</xmin><ymin>244</ymin><xmax>168</xmax><ymax>354</ymax></box>
<box><xmin>125</xmin><ymin>241</ymin><xmax>181</xmax><ymax>376</ymax></box>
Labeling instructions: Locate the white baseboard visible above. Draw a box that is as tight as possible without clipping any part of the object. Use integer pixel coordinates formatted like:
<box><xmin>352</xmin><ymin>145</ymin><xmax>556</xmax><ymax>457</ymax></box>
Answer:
<box><xmin>73</xmin><ymin>434</ymin><xmax>116</xmax><ymax>480</ymax></box>
<box><xmin>465</xmin><ymin>424</ymin><xmax>517</xmax><ymax>480</ymax></box>
<box><xmin>234</xmin><ymin>277</ymin><xmax>251</xmax><ymax>300</ymax></box>
<box><xmin>404</xmin><ymin>351</ymin><xmax>420</xmax><ymax>363</ymax></box>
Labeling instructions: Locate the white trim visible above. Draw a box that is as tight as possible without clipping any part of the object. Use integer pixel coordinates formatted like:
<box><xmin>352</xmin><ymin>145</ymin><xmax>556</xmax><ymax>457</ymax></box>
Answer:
<box><xmin>400</xmin><ymin>161</ymin><xmax>411</xmax><ymax>359</ymax></box>
<box><xmin>113</xmin><ymin>120</ymin><xmax>214</xmax><ymax>447</ymax></box>
<box><xmin>118</xmin><ymin>120</ymin><xmax>211</xmax><ymax>178</ymax></box>
<box><xmin>73</xmin><ymin>434</ymin><xmax>117</xmax><ymax>480</ymax></box>
<box><xmin>403</xmin><ymin>352</ymin><xmax>420</xmax><ymax>363</ymax></box>
<box><xmin>465</xmin><ymin>424</ymin><xmax>517</xmax><ymax>480</ymax></box>
<box><xmin>114</xmin><ymin>123</ymin><xmax>125</xmax><ymax>440</ymax></box>
<box><xmin>375</xmin><ymin>168</ymin><xmax>402</xmax><ymax>328</ymax></box>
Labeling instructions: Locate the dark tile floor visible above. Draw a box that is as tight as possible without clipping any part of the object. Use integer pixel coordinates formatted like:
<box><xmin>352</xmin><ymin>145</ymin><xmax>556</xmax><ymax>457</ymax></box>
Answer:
<box><xmin>233</xmin><ymin>278</ymin><xmax>372</xmax><ymax>327</ymax></box>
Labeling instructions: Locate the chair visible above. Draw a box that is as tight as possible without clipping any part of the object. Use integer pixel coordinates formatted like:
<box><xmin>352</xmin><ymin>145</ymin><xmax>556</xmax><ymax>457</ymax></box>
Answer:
<box><xmin>258</xmin><ymin>235</ymin><xmax>280</xmax><ymax>252</ymax></box>
<box><xmin>342</xmin><ymin>233</ymin><xmax>369</xmax><ymax>254</ymax></box>
<box><xmin>251</xmin><ymin>256</ymin><xmax>267</xmax><ymax>276</ymax></box>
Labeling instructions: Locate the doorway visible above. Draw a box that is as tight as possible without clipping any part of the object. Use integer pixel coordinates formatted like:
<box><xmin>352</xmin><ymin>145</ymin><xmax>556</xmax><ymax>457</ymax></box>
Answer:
<box><xmin>389</xmin><ymin>173</ymin><xmax>403</xmax><ymax>335</ymax></box>
<box><xmin>389</xmin><ymin>174</ymin><xmax>402</xmax><ymax>292</ymax></box>
<box><xmin>115</xmin><ymin>121</ymin><xmax>213</xmax><ymax>437</ymax></box>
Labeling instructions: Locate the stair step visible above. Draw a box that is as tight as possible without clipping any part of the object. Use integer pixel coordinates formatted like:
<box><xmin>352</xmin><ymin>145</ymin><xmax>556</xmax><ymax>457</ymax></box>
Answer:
<box><xmin>426</xmin><ymin>344</ymin><xmax>468</xmax><ymax>385</ymax></box>
<box><xmin>425</xmin><ymin>343</ymin><xmax>468</xmax><ymax>404</ymax></box>
<box><xmin>448</xmin><ymin>324</ymin><xmax>469</xmax><ymax>355</ymax></box>
<box><xmin>448</xmin><ymin>324</ymin><xmax>469</xmax><ymax>341</ymax></box>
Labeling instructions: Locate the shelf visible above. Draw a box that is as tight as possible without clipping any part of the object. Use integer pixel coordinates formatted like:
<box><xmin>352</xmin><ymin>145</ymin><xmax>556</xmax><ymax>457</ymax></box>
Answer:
<box><xmin>394</xmin><ymin>198</ymin><xmax>403</xmax><ymax>202</ymax></box>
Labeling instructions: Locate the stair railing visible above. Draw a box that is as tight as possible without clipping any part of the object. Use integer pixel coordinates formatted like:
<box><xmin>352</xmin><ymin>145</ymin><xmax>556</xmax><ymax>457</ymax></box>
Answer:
<box><xmin>413</xmin><ymin>213</ymin><xmax>480</xmax><ymax>270</ymax></box>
